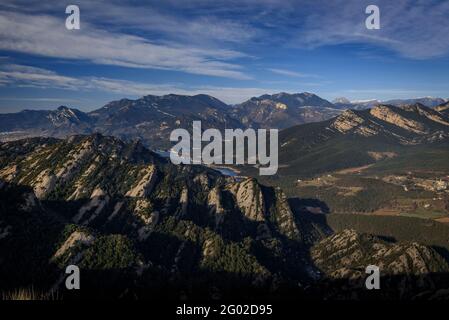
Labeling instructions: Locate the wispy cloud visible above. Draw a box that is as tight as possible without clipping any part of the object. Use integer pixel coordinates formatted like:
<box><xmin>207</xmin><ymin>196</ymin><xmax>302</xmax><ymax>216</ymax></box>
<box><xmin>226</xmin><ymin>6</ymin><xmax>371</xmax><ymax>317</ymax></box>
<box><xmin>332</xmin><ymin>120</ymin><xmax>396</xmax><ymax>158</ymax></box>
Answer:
<box><xmin>0</xmin><ymin>0</ymin><xmax>259</xmax><ymax>44</ymax></box>
<box><xmin>0</xmin><ymin>97</ymin><xmax>81</xmax><ymax>102</ymax></box>
<box><xmin>0</xmin><ymin>64</ymin><xmax>173</xmax><ymax>95</ymax></box>
<box><xmin>267</xmin><ymin>68</ymin><xmax>319</xmax><ymax>78</ymax></box>
<box><xmin>295</xmin><ymin>0</ymin><xmax>449</xmax><ymax>59</ymax></box>
<box><xmin>0</xmin><ymin>0</ymin><xmax>448</xmax><ymax>111</ymax></box>
<box><xmin>0</xmin><ymin>64</ymin><xmax>82</xmax><ymax>89</ymax></box>
<box><xmin>0</xmin><ymin>64</ymin><xmax>278</xmax><ymax>104</ymax></box>
<box><xmin>0</xmin><ymin>10</ymin><xmax>251</xmax><ymax>80</ymax></box>
<box><xmin>83</xmin><ymin>2</ymin><xmax>258</xmax><ymax>45</ymax></box>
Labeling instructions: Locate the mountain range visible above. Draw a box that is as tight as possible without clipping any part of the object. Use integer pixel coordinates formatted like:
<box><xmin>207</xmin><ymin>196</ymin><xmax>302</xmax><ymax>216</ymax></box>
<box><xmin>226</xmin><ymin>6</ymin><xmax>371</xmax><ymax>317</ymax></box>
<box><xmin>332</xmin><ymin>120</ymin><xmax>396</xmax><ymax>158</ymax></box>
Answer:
<box><xmin>1</xmin><ymin>134</ymin><xmax>449</xmax><ymax>299</ymax></box>
<box><xmin>245</xmin><ymin>102</ymin><xmax>449</xmax><ymax>219</ymax></box>
<box><xmin>2</xmin><ymin>93</ymin><xmax>447</xmax><ymax>149</ymax></box>
<box><xmin>277</xmin><ymin>102</ymin><xmax>449</xmax><ymax>176</ymax></box>
<box><xmin>333</xmin><ymin>97</ymin><xmax>447</xmax><ymax>110</ymax></box>
<box><xmin>2</xmin><ymin>92</ymin><xmax>449</xmax><ymax>300</ymax></box>
<box><xmin>230</xmin><ymin>92</ymin><xmax>341</xmax><ymax>129</ymax></box>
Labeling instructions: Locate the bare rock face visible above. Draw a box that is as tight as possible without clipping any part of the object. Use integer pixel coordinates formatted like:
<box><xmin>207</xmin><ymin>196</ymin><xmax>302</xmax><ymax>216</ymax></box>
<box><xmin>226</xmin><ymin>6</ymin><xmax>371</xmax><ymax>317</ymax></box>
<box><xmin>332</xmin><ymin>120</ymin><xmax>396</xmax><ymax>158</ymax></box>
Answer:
<box><xmin>207</xmin><ymin>186</ymin><xmax>225</xmax><ymax>215</ymax></box>
<box><xmin>55</xmin><ymin>139</ymin><xmax>93</xmax><ymax>180</ymax></box>
<box><xmin>370</xmin><ymin>105</ymin><xmax>427</xmax><ymax>134</ymax></box>
<box><xmin>178</xmin><ymin>187</ymin><xmax>189</xmax><ymax>218</ymax></box>
<box><xmin>226</xmin><ymin>178</ymin><xmax>300</xmax><ymax>240</ymax></box>
<box><xmin>311</xmin><ymin>229</ymin><xmax>449</xmax><ymax>297</ymax></box>
<box><xmin>72</xmin><ymin>187</ymin><xmax>110</xmax><ymax>224</ymax></box>
<box><xmin>312</xmin><ymin>229</ymin><xmax>449</xmax><ymax>276</ymax></box>
<box><xmin>435</xmin><ymin>101</ymin><xmax>449</xmax><ymax>115</ymax></box>
<box><xmin>125</xmin><ymin>165</ymin><xmax>157</xmax><ymax>197</ymax></box>
<box><xmin>0</xmin><ymin>165</ymin><xmax>17</xmax><ymax>182</ymax></box>
<box><xmin>331</xmin><ymin>110</ymin><xmax>366</xmax><ymax>133</ymax></box>
<box><xmin>32</xmin><ymin>169</ymin><xmax>57</xmax><ymax>199</ymax></box>
<box><xmin>68</xmin><ymin>163</ymin><xmax>98</xmax><ymax>200</ymax></box>
<box><xmin>91</xmin><ymin>187</ymin><xmax>106</xmax><ymax>198</ymax></box>
<box><xmin>53</xmin><ymin>230</ymin><xmax>95</xmax><ymax>259</ymax></box>
<box><xmin>400</xmin><ymin>104</ymin><xmax>449</xmax><ymax>127</ymax></box>
<box><xmin>330</xmin><ymin>109</ymin><xmax>382</xmax><ymax>137</ymax></box>
<box><xmin>229</xmin><ymin>178</ymin><xmax>266</xmax><ymax>222</ymax></box>
<box><xmin>324</xmin><ymin>103</ymin><xmax>449</xmax><ymax>145</ymax></box>
<box><xmin>272</xmin><ymin>189</ymin><xmax>300</xmax><ymax>240</ymax></box>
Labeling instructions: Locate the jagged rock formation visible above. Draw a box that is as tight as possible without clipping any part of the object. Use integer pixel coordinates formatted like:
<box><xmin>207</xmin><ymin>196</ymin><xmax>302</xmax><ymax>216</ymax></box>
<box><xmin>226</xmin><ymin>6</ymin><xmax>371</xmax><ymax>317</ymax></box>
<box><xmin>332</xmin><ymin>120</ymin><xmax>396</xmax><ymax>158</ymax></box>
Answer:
<box><xmin>311</xmin><ymin>229</ymin><xmax>449</xmax><ymax>299</ymax></box>
<box><xmin>1</xmin><ymin>135</ymin><xmax>449</xmax><ymax>300</ymax></box>
<box><xmin>53</xmin><ymin>230</ymin><xmax>94</xmax><ymax>259</ymax></box>
<box><xmin>0</xmin><ymin>135</ymin><xmax>315</xmax><ymax>295</ymax></box>
<box><xmin>328</xmin><ymin>104</ymin><xmax>449</xmax><ymax>142</ymax></box>
<box><xmin>331</xmin><ymin>110</ymin><xmax>366</xmax><ymax>133</ymax></box>
<box><xmin>312</xmin><ymin>230</ymin><xmax>449</xmax><ymax>277</ymax></box>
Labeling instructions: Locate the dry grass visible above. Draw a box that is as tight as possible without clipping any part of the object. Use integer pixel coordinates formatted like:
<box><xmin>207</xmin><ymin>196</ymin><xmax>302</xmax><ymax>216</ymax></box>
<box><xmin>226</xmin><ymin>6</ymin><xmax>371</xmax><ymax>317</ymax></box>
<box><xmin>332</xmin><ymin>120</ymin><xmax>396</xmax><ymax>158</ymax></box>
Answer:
<box><xmin>1</xmin><ymin>287</ymin><xmax>59</xmax><ymax>301</ymax></box>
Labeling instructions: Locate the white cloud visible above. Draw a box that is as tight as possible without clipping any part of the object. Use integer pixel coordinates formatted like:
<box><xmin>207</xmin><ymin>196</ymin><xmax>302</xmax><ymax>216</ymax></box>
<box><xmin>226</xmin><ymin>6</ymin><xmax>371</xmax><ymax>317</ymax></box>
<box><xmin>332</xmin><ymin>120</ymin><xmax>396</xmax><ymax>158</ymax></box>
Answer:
<box><xmin>0</xmin><ymin>64</ymin><xmax>278</xmax><ymax>104</ymax></box>
<box><xmin>268</xmin><ymin>68</ymin><xmax>318</xmax><ymax>78</ymax></box>
<box><xmin>0</xmin><ymin>10</ymin><xmax>251</xmax><ymax>79</ymax></box>
<box><xmin>295</xmin><ymin>0</ymin><xmax>449</xmax><ymax>59</ymax></box>
<box><xmin>0</xmin><ymin>97</ymin><xmax>81</xmax><ymax>102</ymax></box>
<box><xmin>84</xmin><ymin>3</ymin><xmax>258</xmax><ymax>44</ymax></box>
<box><xmin>1</xmin><ymin>0</ymin><xmax>448</xmax><ymax>75</ymax></box>
<box><xmin>0</xmin><ymin>64</ymin><xmax>82</xmax><ymax>89</ymax></box>
<box><xmin>0</xmin><ymin>0</ymin><xmax>259</xmax><ymax>44</ymax></box>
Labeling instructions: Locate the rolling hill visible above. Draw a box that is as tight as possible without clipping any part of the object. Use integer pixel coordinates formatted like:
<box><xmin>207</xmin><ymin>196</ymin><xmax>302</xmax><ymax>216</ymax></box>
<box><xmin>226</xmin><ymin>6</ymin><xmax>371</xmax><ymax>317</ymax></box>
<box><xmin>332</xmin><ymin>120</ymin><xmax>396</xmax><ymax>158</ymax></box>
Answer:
<box><xmin>244</xmin><ymin>103</ymin><xmax>449</xmax><ymax>216</ymax></box>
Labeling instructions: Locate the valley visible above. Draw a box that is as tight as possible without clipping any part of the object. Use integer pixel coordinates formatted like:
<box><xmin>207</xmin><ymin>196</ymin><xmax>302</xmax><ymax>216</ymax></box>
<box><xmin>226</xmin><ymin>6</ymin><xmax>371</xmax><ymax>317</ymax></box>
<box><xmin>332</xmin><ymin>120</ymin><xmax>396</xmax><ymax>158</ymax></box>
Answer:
<box><xmin>1</xmin><ymin>131</ymin><xmax>449</xmax><ymax>300</ymax></box>
<box><xmin>246</xmin><ymin>101</ymin><xmax>449</xmax><ymax>222</ymax></box>
<box><xmin>2</xmin><ymin>93</ymin><xmax>449</xmax><ymax>300</ymax></box>
<box><xmin>2</xmin><ymin>0</ymin><xmax>449</xmax><ymax>304</ymax></box>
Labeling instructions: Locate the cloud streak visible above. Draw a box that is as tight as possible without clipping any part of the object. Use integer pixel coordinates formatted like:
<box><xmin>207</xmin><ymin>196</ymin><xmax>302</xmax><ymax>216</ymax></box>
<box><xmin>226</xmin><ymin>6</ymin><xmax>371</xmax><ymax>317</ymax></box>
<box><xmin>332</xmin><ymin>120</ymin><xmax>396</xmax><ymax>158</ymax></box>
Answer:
<box><xmin>0</xmin><ymin>10</ymin><xmax>250</xmax><ymax>79</ymax></box>
<box><xmin>295</xmin><ymin>0</ymin><xmax>449</xmax><ymax>59</ymax></box>
<box><xmin>268</xmin><ymin>68</ymin><xmax>319</xmax><ymax>78</ymax></box>
<box><xmin>0</xmin><ymin>64</ymin><xmax>279</xmax><ymax>104</ymax></box>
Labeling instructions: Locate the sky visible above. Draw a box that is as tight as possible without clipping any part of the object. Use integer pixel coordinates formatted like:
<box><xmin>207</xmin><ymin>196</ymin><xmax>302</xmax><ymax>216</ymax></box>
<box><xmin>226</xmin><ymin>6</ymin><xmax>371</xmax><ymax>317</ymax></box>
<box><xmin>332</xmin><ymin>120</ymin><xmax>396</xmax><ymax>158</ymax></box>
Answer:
<box><xmin>0</xmin><ymin>0</ymin><xmax>448</xmax><ymax>113</ymax></box>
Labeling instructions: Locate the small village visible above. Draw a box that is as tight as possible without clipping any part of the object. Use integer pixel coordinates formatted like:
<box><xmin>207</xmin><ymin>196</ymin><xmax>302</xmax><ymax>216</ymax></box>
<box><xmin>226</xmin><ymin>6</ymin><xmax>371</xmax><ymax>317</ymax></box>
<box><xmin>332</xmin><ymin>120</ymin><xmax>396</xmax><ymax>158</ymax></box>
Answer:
<box><xmin>382</xmin><ymin>175</ymin><xmax>449</xmax><ymax>193</ymax></box>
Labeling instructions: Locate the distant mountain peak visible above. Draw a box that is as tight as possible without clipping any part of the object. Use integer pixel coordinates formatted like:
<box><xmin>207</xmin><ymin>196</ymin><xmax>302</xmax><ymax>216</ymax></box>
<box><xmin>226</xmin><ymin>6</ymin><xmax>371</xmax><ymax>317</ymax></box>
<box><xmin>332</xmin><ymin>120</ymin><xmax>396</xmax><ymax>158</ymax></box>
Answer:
<box><xmin>233</xmin><ymin>92</ymin><xmax>338</xmax><ymax>129</ymax></box>
<box><xmin>332</xmin><ymin>97</ymin><xmax>351</xmax><ymax>104</ymax></box>
<box><xmin>384</xmin><ymin>97</ymin><xmax>446</xmax><ymax>108</ymax></box>
<box><xmin>350</xmin><ymin>99</ymin><xmax>380</xmax><ymax>104</ymax></box>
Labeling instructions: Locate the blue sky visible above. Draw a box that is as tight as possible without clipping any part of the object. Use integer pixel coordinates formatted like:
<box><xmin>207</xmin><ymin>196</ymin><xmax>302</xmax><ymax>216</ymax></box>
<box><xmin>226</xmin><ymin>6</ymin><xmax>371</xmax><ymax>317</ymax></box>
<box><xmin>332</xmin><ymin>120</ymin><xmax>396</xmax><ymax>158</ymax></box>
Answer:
<box><xmin>0</xmin><ymin>0</ymin><xmax>448</xmax><ymax>112</ymax></box>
